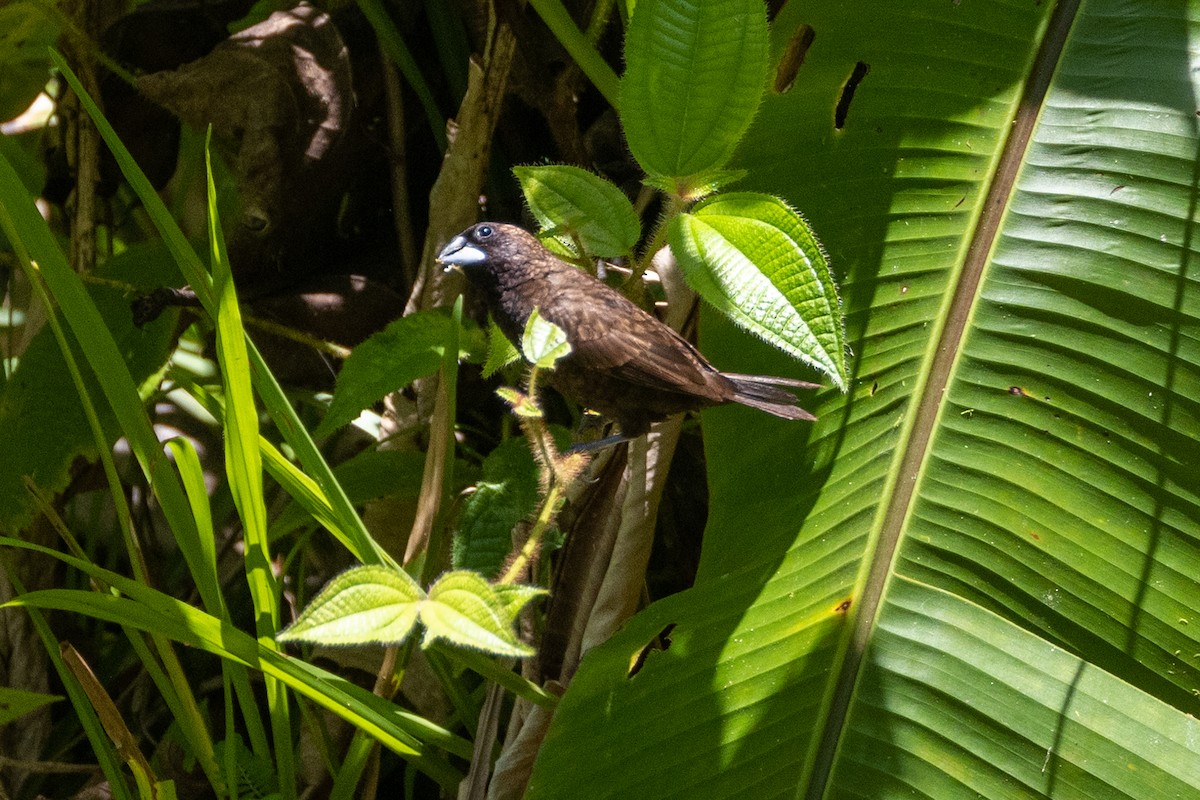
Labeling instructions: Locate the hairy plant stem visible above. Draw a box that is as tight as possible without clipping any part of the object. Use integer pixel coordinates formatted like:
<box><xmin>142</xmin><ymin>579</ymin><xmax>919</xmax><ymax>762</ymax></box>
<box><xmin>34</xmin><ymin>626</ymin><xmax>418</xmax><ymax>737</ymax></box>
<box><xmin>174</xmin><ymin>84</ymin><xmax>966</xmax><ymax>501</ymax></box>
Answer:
<box><xmin>500</xmin><ymin>478</ymin><xmax>566</xmax><ymax>585</ymax></box>
<box><xmin>498</xmin><ymin>365</ymin><xmax>587</xmax><ymax>584</ymax></box>
<box><xmin>627</xmin><ymin>194</ymin><xmax>688</xmax><ymax>298</ymax></box>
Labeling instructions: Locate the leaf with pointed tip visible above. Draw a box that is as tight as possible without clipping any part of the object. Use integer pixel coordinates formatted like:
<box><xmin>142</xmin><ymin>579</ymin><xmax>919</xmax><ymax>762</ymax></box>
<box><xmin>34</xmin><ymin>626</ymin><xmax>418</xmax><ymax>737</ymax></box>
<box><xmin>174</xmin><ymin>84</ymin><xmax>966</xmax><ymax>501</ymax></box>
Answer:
<box><xmin>0</xmin><ymin>686</ymin><xmax>61</xmax><ymax>725</ymax></box>
<box><xmin>515</xmin><ymin>165</ymin><xmax>641</xmax><ymax>257</ymax></box>
<box><xmin>454</xmin><ymin>436</ymin><xmax>544</xmax><ymax>578</ymax></box>
<box><xmin>670</xmin><ymin>192</ymin><xmax>847</xmax><ymax>389</ymax></box>
<box><xmin>316</xmin><ymin>311</ymin><xmax>469</xmax><ymax>437</ymax></box>
<box><xmin>621</xmin><ymin>0</ymin><xmax>769</xmax><ymax>186</ymax></box>
<box><xmin>276</xmin><ymin>566</ymin><xmax>421</xmax><ymax>646</ymax></box>
<box><xmin>422</xmin><ymin>571</ymin><xmax>544</xmax><ymax>657</ymax></box>
<box><xmin>492</xmin><ymin>583</ymin><xmax>547</xmax><ymax>622</ymax></box>
<box><xmin>522</xmin><ymin>308</ymin><xmax>572</xmax><ymax>369</ymax></box>
<box><xmin>482</xmin><ymin>318</ymin><xmax>520</xmax><ymax>378</ymax></box>
<box><xmin>643</xmin><ymin>169</ymin><xmax>746</xmax><ymax>201</ymax></box>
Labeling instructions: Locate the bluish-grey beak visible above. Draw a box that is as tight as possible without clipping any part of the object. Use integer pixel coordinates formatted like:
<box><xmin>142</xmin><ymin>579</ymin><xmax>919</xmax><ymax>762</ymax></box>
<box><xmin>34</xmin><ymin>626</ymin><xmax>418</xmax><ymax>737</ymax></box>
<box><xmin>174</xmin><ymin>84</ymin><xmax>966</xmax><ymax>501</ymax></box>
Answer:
<box><xmin>437</xmin><ymin>235</ymin><xmax>487</xmax><ymax>272</ymax></box>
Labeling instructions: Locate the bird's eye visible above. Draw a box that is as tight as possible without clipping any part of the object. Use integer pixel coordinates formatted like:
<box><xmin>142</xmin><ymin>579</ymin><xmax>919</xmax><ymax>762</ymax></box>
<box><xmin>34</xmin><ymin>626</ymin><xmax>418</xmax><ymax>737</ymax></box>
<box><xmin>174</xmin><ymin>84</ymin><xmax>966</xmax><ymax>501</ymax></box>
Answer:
<box><xmin>477</xmin><ymin>225</ymin><xmax>494</xmax><ymax>239</ymax></box>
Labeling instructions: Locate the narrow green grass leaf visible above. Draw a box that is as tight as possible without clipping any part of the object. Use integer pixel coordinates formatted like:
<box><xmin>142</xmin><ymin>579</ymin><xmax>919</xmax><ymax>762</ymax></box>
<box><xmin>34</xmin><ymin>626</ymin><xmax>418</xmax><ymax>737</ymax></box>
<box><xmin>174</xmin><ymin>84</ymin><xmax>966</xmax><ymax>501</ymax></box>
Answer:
<box><xmin>0</xmin><ymin>150</ymin><xmax>222</xmax><ymax>611</ymax></box>
<box><xmin>0</xmin><ymin>568</ymin><xmax>132</xmax><ymax>800</ymax></box>
<box><xmin>174</xmin><ymin>380</ymin><xmax>378</xmax><ymax>565</ymax></box>
<box><xmin>8</xmin><ymin>586</ymin><xmax>466</xmax><ymax>787</ymax></box>
<box><xmin>248</xmin><ymin>336</ymin><xmax>396</xmax><ymax>567</ymax></box>
<box><xmin>0</xmin><ymin>537</ymin><xmax>469</xmax><ymax>786</ymax></box>
<box><xmin>357</xmin><ymin>0</ymin><xmax>447</xmax><ymax>151</ymax></box>
<box><xmin>54</xmin><ymin>52</ymin><xmax>393</xmax><ymax>571</ymax></box>
<box><xmin>438</xmin><ymin>646</ymin><xmax>559</xmax><ymax>709</ymax></box>
<box><xmin>526</xmin><ymin>0</ymin><xmax>620</xmax><ymax>107</ymax></box>
<box><xmin>268</xmin><ymin>449</ymin><xmax>425</xmax><ymax>541</ymax></box>
<box><xmin>670</xmin><ymin>192</ymin><xmax>847</xmax><ymax>389</ymax></box>
<box><xmin>165</xmin><ymin>438</ymin><xmax>219</xmax><ymax>603</ymax></box>
<box><xmin>621</xmin><ymin>0</ymin><xmax>769</xmax><ymax>187</ymax></box>
<box><xmin>0</xmin><ymin>685</ymin><xmax>61</xmax><ymax>725</ymax></box>
<box><xmin>205</xmin><ymin>136</ymin><xmax>273</xmax><ymax>631</ymax></box>
<box><xmin>203</xmin><ymin>138</ymin><xmax>296</xmax><ymax>798</ymax></box>
<box><xmin>514</xmin><ymin>164</ymin><xmax>641</xmax><ymax>257</ymax></box>
<box><xmin>167</xmin><ymin>435</ymin><xmax>272</xmax><ymax>760</ymax></box>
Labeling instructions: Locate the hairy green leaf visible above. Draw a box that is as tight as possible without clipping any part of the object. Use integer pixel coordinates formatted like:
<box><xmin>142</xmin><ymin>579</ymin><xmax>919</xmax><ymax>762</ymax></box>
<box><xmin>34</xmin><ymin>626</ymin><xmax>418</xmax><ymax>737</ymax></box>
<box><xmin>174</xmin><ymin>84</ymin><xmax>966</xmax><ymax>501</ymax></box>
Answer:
<box><xmin>621</xmin><ymin>0</ymin><xmax>769</xmax><ymax>187</ymax></box>
<box><xmin>514</xmin><ymin>164</ymin><xmax>641</xmax><ymax>257</ymax></box>
<box><xmin>482</xmin><ymin>318</ymin><xmax>521</xmax><ymax>379</ymax></box>
<box><xmin>453</xmin><ymin>436</ymin><xmax>544</xmax><ymax>578</ymax></box>
<box><xmin>670</xmin><ymin>192</ymin><xmax>846</xmax><ymax>389</ymax></box>
<box><xmin>522</xmin><ymin>308</ymin><xmax>572</xmax><ymax>369</ymax></box>
<box><xmin>277</xmin><ymin>566</ymin><xmax>421</xmax><ymax>646</ymax></box>
<box><xmin>422</xmin><ymin>571</ymin><xmax>544</xmax><ymax>657</ymax></box>
<box><xmin>278</xmin><ymin>566</ymin><xmax>543</xmax><ymax>658</ymax></box>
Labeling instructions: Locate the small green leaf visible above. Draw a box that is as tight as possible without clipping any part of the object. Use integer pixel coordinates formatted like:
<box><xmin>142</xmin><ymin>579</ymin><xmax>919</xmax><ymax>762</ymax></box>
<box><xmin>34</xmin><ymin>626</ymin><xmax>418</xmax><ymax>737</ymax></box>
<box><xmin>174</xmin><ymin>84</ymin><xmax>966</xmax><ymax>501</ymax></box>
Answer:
<box><xmin>669</xmin><ymin>192</ymin><xmax>847</xmax><ymax>389</ymax></box>
<box><xmin>453</xmin><ymin>427</ymin><xmax>569</xmax><ymax>577</ymax></box>
<box><xmin>316</xmin><ymin>311</ymin><xmax>461</xmax><ymax>436</ymax></box>
<box><xmin>522</xmin><ymin>308</ymin><xmax>573</xmax><ymax>369</ymax></box>
<box><xmin>422</xmin><ymin>571</ymin><xmax>544</xmax><ymax>657</ymax></box>
<box><xmin>496</xmin><ymin>386</ymin><xmax>543</xmax><ymax>419</ymax></box>
<box><xmin>214</xmin><ymin>734</ymin><xmax>279</xmax><ymax>798</ymax></box>
<box><xmin>495</xmin><ymin>386</ymin><xmax>525</xmax><ymax>408</ymax></box>
<box><xmin>276</xmin><ymin>565</ymin><xmax>421</xmax><ymax>645</ymax></box>
<box><xmin>492</xmin><ymin>583</ymin><xmax>548</xmax><ymax>621</ymax></box>
<box><xmin>0</xmin><ymin>4</ymin><xmax>58</xmax><ymax>122</ymax></box>
<box><xmin>453</xmin><ymin>436</ymin><xmax>544</xmax><ymax>577</ymax></box>
<box><xmin>514</xmin><ymin>165</ymin><xmax>641</xmax><ymax>257</ymax></box>
<box><xmin>483</xmin><ymin>317</ymin><xmax>521</xmax><ymax>379</ymax></box>
<box><xmin>621</xmin><ymin>0</ymin><xmax>769</xmax><ymax>186</ymax></box>
<box><xmin>0</xmin><ymin>685</ymin><xmax>61</xmax><ymax>725</ymax></box>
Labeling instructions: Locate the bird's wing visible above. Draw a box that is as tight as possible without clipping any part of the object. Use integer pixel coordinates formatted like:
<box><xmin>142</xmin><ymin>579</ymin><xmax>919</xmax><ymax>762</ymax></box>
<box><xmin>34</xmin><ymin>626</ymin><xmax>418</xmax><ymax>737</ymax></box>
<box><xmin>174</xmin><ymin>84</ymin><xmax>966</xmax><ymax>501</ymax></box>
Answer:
<box><xmin>546</xmin><ymin>284</ymin><xmax>721</xmax><ymax>396</ymax></box>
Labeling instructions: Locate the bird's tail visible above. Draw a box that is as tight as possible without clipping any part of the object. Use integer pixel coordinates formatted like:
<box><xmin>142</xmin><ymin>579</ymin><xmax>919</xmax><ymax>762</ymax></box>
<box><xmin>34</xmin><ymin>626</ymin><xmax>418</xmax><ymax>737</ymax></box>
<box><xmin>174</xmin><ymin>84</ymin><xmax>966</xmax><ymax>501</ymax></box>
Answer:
<box><xmin>724</xmin><ymin>373</ymin><xmax>819</xmax><ymax>421</ymax></box>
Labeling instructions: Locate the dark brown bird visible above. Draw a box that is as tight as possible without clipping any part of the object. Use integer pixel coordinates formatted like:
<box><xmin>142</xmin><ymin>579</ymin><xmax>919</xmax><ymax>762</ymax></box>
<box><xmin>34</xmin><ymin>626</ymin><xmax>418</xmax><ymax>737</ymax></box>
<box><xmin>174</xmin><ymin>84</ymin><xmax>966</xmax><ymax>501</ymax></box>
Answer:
<box><xmin>438</xmin><ymin>222</ymin><xmax>817</xmax><ymax>439</ymax></box>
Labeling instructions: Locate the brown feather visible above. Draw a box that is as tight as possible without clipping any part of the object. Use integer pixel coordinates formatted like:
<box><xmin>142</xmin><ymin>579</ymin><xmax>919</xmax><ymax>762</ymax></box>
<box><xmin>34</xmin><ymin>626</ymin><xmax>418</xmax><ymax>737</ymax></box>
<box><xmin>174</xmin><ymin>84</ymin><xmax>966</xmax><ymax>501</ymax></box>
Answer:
<box><xmin>438</xmin><ymin>222</ymin><xmax>817</xmax><ymax>437</ymax></box>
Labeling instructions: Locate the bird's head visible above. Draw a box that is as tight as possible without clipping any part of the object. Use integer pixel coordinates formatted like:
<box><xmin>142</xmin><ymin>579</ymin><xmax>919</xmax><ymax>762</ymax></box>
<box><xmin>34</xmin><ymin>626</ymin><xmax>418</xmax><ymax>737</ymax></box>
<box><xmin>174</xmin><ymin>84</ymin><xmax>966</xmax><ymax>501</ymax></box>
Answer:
<box><xmin>437</xmin><ymin>222</ymin><xmax>537</xmax><ymax>279</ymax></box>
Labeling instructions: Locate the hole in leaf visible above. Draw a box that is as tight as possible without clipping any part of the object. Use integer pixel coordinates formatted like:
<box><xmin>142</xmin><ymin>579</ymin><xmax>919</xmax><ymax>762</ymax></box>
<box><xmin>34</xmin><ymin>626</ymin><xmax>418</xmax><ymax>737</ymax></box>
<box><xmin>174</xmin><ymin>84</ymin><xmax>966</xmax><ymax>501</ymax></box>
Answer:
<box><xmin>627</xmin><ymin>623</ymin><xmax>676</xmax><ymax>678</ymax></box>
<box><xmin>765</xmin><ymin>0</ymin><xmax>789</xmax><ymax>22</ymax></box>
<box><xmin>834</xmin><ymin>61</ymin><xmax>870</xmax><ymax>130</ymax></box>
<box><xmin>774</xmin><ymin>24</ymin><xmax>815</xmax><ymax>94</ymax></box>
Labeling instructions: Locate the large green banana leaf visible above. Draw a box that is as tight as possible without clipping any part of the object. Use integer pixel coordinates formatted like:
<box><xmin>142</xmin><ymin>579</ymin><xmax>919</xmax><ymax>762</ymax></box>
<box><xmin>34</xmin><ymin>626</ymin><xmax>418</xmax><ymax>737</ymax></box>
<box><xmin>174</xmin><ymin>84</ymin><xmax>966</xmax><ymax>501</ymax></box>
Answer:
<box><xmin>528</xmin><ymin>0</ymin><xmax>1200</xmax><ymax>797</ymax></box>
